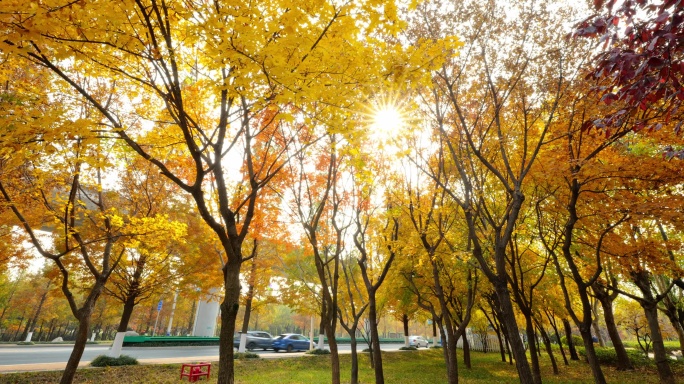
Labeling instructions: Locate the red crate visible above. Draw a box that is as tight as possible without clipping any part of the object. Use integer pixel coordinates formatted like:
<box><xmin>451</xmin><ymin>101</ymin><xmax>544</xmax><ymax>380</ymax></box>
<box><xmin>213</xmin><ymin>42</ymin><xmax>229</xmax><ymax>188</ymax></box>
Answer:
<box><xmin>180</xmin><ymin>362</ymin><xmax>211</xmax><ymax>382</ymax></box>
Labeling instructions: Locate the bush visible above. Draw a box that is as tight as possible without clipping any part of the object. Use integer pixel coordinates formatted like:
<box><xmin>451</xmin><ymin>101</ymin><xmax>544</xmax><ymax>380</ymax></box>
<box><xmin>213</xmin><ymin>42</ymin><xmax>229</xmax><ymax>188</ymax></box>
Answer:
<box><xmin>235</xmin><ymin>352</ymin><xmax>260</xmax><ymax>359</ymax></box>
<box><xmin>306</xmin><ymin>348</ymin><xmax>330</xmax><ymax>355</ymax></box>
<box><xmin>362</xmin><ymin>348</ymin><xmax>372</xmax><ymax>353</ymax></box>
<box><xmin>16</xmin><ymin>341</ymin><xmax>34</xmax><ymax>345</ymax></box>
<box><xmin>577</xmin><ymin>347</ymin><xmax>650</xmax><ymax>367</ymax></box>
<box><xmin>399</xmin><ymin>346</ymin><xmax>417</xmax><ymax>351</ymax></box>
<box><xmin>90</xmin><ymin>355</ymin><xmax>139</xmax><ymax>367</ymax></box>
<box><xmin>560</xmin><ymin>335</ymin><xmax>584</xmax><ymax>347</ymax></box>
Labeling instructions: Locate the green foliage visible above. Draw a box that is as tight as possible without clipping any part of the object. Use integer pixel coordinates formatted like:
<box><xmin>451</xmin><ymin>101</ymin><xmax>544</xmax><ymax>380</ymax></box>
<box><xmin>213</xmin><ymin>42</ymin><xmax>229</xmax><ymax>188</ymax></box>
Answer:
<box><xmin>623</xmin><ymin>340</ymin><xmax>681</xmax><ymax>355</ymax></box>
<box><xmin>560</xmin><ymin>335</ymin><xmax>584</xmax><ymax>347</ymax></box>
<box><xmin>16</xmin><ymin>342</ymin><xmax>34</xmax><ymax>345</ymax></box>
<box><xmin>235</xmin><ymin>352</ymin><xmax>260</xmax><ymax>359</ymax></box>
<box><xmin>90</xmin><ymin>355</ymin><xmax>139</xmax><ymax>367</ymax></box>
<box><xmin>399</xmin><ymin>346</ymin><xmax>418</xmax><ymax>351</ymax></box>
<box><xmin>577</xmin><ymin>347</ymin><xmax>653</xmax><ymax>367</ymax></box>
<box><xmin>306</xmin><ymin>348</ymin><xmax>330</xmax><ymax>355</ymax></box>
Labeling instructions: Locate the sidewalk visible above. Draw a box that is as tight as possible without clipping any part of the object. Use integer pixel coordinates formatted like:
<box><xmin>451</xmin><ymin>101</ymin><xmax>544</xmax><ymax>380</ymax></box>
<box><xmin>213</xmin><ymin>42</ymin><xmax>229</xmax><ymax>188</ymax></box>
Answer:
<box><xmin>0</xmin><ymin>356</ymin><xmax>220</xmax><ymax>374</ymax></box>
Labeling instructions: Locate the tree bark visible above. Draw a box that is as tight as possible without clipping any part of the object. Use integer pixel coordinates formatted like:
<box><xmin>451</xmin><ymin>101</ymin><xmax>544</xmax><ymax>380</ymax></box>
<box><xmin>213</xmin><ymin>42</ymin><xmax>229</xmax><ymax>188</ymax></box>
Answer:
<box><xmin>349</xmin><ymin>335</ymin><xmax>359</xmax><ymax>384</ymax></box>
<box><xmin>217</xmin><ymin>259</ymin><xmax>241</xmax><ymax>384</ymax></box>
<box><xmin>239</xmin><ymin>242</ymin><xmax>258</xmax><ymax>352</ymax></box>
<box><xmin>12</xmin><ymin>316</ymin><xmax>24</xmax><ymax>342</ymax></box>
<box><xmin>21</xmin><ymin>284</ymin><xmax>49</xmax><ymax>342</ymax></box>
<box><xmin>402</xmin><ymin>314</ymin><xmax>409</xmax><ymax>347</ymax></box>
<box><xmin>641</xmin><ymin>301</ymin><xmax>674</xmax><ymax>384</ymax></box>
<box><xmin>117</xmin><ymin>295</ymin><xmax>137</xmax><ymax>333</ymax></box>
<box><xmin>60</xmin><ymin>307</ymin><xmax>94</xmax><ymax>384</ymax></box>
<box><xmin>536</xmin><ymin>320</ymin><xmax>559</xmax><ymax>375</ymax></box>
<box><xmin>591</xmin><ymin>299</ymin><xmax>605</xmax><ymax>347</ymax></box>
<box><xmin>563</xmin><ymin>318</ymin><xmax>579</xmax><ymax>360</ymax></box>
<box><xmin>525</xmin><ymin>315</ymin><xmax>542</xmax><ymax>384</ymax></box>
<box><xmin>463</xmin><ymin>335</ymin><xmax>471</xmax><ymax>369</ymax></box>
<box><xmin>576</xmin><ymin>289</ymin><xmax>608</xmax><ymax>384</ymax></box>
<box><xmin>593</xmin><ymin>283</ymin><xmax>633</xmax><ymax>370</ymax></box>
<box><xmin>495</xmin><ymin>282</ymin><xmax>535</xmax><ymax>383</ymax></box>
<box><xmin>46</xmin><ymin>319</ymin><xmax>56</xmax><ymax>342</ymax></box>
<box><xmin>59</xmin><ymin>276</ymin><xmax>107</xmax><ymax>384</ymax></box>
<box><xmin>577</xmin><ymin>325</ymin><xmax>606</xmax><ymax>383</ymax></box>
<box><xmin>632</xmin><ymin>271</ymin><xmax>675</xmax><ymax>384</ymax></box>
<box><xmin>368</xmin><ymin>297</ymin><xmax>384</xmax><ymax>383</ymax></box>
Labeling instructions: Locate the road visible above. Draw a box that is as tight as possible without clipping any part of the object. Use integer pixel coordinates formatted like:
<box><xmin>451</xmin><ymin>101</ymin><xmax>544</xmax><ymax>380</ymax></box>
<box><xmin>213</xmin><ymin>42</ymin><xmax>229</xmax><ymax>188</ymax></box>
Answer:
<box><xmin>0</xmin><ymin>342</ymin><xmax>411</xmax><ymax>373</ymax></box>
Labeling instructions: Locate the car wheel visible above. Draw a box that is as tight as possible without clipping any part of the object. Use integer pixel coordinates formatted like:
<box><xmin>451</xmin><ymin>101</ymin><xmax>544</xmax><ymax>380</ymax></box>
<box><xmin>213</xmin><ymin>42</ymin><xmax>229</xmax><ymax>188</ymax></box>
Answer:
<box><xmin>287</xmin><ymin>344</ymin><xmax>293</xmax><ymax>353</ymax></box>
<box><xmin>273</xmin><ymin>348</ymin><xmax>279</xmax><ymax>352</ymax></box>
<box><xmin>262</xmin><ymin>348</ymin><xmax>267</xmax><ymax>351</ymax></box>
<box><xmin>247</xmin><ymin>342</ymin><xmax>256</xmax><ymax>351</ymax></box>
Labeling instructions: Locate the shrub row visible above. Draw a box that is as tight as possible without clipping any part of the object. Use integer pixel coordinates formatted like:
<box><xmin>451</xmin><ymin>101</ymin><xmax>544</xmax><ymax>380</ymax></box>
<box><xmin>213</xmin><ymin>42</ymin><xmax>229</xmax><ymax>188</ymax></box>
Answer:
<box><xmin>90</xmin><ymin>355</ymin><xmax>139</xmax><ymax>367</ymax></box>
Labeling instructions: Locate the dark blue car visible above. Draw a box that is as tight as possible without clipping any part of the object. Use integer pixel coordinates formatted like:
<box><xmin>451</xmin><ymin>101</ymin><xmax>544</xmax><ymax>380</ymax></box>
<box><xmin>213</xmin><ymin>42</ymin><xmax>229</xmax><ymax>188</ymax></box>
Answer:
<box><xmin>272</xmin><ymin>333</ymin><xmax>311</xmax><ymax>352</ymax></box>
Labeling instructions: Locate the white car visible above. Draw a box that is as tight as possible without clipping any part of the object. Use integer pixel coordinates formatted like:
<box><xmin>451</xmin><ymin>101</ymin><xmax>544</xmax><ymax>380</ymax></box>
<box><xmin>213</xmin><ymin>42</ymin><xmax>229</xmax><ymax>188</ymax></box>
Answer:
<box><xmin>408</xmin><ymin>335</ymin><xmax>429</xmax><ymax>348</ymax></box>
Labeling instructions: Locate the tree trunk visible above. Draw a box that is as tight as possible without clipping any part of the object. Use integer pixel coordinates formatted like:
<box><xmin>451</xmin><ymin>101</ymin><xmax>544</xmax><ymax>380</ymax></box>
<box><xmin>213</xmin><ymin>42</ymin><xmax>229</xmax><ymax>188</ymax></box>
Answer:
<box><xmin>59</xmin><ymin>306</ymin><xmax>94</xmax><ymax>384</ymax></box>
<box><xmin>671</xmin><ymin>317</ymin><xmax>684</xmax><ymax>358</ymax></box>
<box><xmin>641</xmin><ymin>301</ymin><xmax>674</xmax><ymax>384</ymax></box>
<box><xmin>563</xmin><ymin>318</ymin><xmax>579</xmax><ymax>360</ymax></box>
<box><xmin>217</xmin><ymin>260</ymin><xmax>241</xmax><ymax>384</ymax></box>
<box><xmin>549</xmin><ymin>319</ymin><xmax>568</xmax><ymax>366</ymax></box>
<box><xmin>368</xmin><ymin>296</ymin><xmax>384</xmax><ymax>384</ymax></box>
<box><xmin>591</xmin><ymin>298</ymin><xmax>605</xmax><ymax>347</ymax></box>
<box><xmin>576</xmin><ymin>289</ymin><xmax>608</xmax><ymax>384</ymax></box>
<box><xmin>462</xmin><ymin>335</ymin><xmax>471</xmax><ymax>369</ymax></box>
<box><xmin>499</xmin><ymin>320</ymin><xmax>513</xmax><ymax>365</ymax></box>
<box><xmin>495</xmin><ymin>282</ymin><xmax>534</xmax><ymax>383</ymax></box>
<box><xmin>349</xmin><ymin>335</ymin><xmax>359</xmax><ymax>384</ymax></box>
<box><xmin>46</xmin><ymin>319</ymin><xmax>56</xmax><ymax>341</ymax></box>
<box><xmin>445</xmin><ymin>325</ymin><xmax>459</xmax><ymax>384</ymax></box>
<box><xmin>239</xmin><ymin>248</ymin><xmax>258</xmax><ymax>352</ymax></box>
<box><xmin>12</xmin><ymin>316</ymin><xmax>24</xmax><ymax>341</ymax></box>
<box><xmin>187</xmin><ymin>300</ymin><xmax>197</xmax><ymax>335</ymax></box>
<box><xmin>318</xmin><ymin>296</ymin><xmax>327</xmax><ymax>349</ymax></box>
<box><xmin>402</xmin><ymin>313</ymin><xmax>409</xmax><ymax>347</ymax></box>
<box><xmin>578</xmin><ymin>323</ymin><xmax>607</xmax><ymax>384</ymax></box>
<box><xmin>117</xmin><ymin>295</ymin><xmax>137</xmax><ymax>332</ymax></box>
<box><xmin>632</xmin><ymin>271</ymin><xmax>675</xmax><ymax>384</ymax></box>
<box><xmin>525</xmin><ymin>315</ymin><xmax>542</xmax><ymax>384</ymax></box>
<box><xmin>536</xmin><ymin>321</ymin><xmax>559</xmax><ymax>375</ymax></box>
<box><xmin>36</xmin><ymin>320</ymin><xmax>45</xmax><ymax>342</ymax></box>
<box><xmin>593</xmin><ymin>285</ymin><xmax>633</xmax><ymax>370</ymax></box>
<box><xmin>24</xmin><ymin>288</ymin><xmax>47</xmax><ymax>341</ymax></box>
<box><xmin>327</xmin><ymin>324</ymin><xmax>341</xmax><ymax>384</ymax></box>
<box><xmin>59</xmin><ymin>276</ymin><xmax>107</xmax><ymax>384</ymax></box>
<box><xmin>494</xmin><ymin>324</ymin><xmax>506</xmax><ymax>362</ymax></box>
<box><xmin>241</xmin><ymin>285</ymin><xmax>254</xmax><ymax>335</ymax></box>
<box><xmin>432</xmin><ymin>318</ymin><xmax>438</xmax><ymax>347</ymax></box>
<box><xmin>660</xmin><ymin>298</ymin><xmax>684</xmax><ymax>358</ymax></box>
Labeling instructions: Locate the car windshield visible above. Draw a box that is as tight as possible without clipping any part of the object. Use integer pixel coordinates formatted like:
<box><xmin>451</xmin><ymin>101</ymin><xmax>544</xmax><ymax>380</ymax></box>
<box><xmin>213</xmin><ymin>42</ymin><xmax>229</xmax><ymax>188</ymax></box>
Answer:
<box><xmin>275</xmin><ymin>335</ymin><xmax>285</xmax><ymax>340</ymax></box>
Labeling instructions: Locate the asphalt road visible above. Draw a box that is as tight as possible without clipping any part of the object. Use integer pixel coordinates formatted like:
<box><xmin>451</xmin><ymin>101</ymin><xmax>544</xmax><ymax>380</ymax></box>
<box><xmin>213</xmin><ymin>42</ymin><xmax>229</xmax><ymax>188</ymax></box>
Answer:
<box><xmin>0</xmin><ymin>342</ymin><xmax>412</xmax><ymax>373</ymax></box>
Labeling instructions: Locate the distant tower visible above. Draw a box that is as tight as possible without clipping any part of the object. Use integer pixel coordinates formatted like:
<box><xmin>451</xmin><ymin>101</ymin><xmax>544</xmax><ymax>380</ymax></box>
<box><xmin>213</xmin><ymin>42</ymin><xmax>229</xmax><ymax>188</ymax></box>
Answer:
<box><xmin>192</xmin><ymin>291</ymin><xmax>220</xmax><ymax>337</ymax></box>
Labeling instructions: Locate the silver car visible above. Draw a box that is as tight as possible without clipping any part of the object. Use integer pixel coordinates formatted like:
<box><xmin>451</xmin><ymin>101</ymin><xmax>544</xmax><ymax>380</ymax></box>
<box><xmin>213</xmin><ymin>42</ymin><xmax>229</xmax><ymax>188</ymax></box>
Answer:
<box><xmin>408</xmin><ymin>335</ymin><xmax>429</xmax><ymax>348</ymax></box>
<box><xmin>233</xmin><ymin>331</ymin><xmax>274</xmax><ymax>351</ymax></box>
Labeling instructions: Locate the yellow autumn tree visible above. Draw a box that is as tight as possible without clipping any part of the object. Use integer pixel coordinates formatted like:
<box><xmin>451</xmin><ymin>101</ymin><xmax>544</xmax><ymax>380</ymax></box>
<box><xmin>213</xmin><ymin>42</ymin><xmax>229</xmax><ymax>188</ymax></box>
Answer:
<box><xmin>1</xmin><ymin>1</ymin><xmax>457</xmax><ymax>383</ymax></box>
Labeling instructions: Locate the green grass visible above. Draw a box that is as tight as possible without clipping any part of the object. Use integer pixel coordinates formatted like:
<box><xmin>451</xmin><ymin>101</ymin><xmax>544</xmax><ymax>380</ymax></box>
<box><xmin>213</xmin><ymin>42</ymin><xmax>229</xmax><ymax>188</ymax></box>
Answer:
<box><xmin>622</xmin><ymin>340</ymin><xmax>682</xmax><ymax>353</ymax></box>
<box><xmin>0</xmin><ymin>349</ymin><xmax>682</xmax><ymax>383</ymax></box>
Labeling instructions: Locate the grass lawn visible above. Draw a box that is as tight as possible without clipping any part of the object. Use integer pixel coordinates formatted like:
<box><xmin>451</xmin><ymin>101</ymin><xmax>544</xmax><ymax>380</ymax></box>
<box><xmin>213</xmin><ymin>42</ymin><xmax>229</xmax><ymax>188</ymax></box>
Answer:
<box><xmin>0</xmin><ymin>348</ymin><xmax>682</xmax><ymax>384</ymax></box>
<box><xmin>622</xmin><ymin>340</ymin><xmax>682</xmax><ymax>353</ymax></box>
